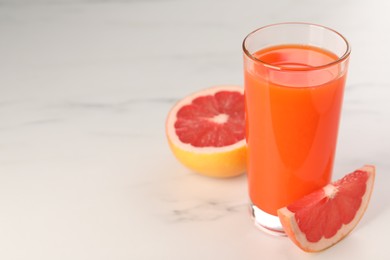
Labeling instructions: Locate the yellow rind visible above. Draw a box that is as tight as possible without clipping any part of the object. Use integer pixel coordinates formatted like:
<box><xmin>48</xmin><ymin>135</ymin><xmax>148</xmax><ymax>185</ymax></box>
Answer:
<box><xmin>167</xmin><ymin>138</ymin><xmax>246</xmax><ymax>178</ymax></box>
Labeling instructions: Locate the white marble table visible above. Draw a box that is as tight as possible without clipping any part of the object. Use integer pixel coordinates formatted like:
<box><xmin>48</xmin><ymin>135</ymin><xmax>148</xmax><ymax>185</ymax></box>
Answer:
<box><xmin>1</xmin><ymin>0</ymin><xmax>389</xmax><ymax>259</ymax></box>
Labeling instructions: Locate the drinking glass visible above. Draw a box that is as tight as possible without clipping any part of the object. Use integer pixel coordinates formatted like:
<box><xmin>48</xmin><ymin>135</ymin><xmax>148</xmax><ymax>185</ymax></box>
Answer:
<box><xmin>242</xmin><ymin>22</ymin><xmax>350</xmax><ymax>235</ymax></box>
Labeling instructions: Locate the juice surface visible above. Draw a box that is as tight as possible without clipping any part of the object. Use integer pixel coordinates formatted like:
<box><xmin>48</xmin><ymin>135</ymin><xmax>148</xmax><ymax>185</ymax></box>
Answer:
<box><xmin>244</xmin><ymin>44</ymin><xmax>347</xmax><ymax>215</ymax></box>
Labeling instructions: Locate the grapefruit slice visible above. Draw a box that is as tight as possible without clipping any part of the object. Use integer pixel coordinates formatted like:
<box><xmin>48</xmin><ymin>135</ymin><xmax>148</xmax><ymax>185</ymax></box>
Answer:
<box><xmin>278</xmin><ymin>165</ymin><xmax>375</xmax><ymax>252</ymax></box>
<box><xmin>165</xmin><ymin>85</ymin><xmax>246</xmax><ymax>178</ymax></box>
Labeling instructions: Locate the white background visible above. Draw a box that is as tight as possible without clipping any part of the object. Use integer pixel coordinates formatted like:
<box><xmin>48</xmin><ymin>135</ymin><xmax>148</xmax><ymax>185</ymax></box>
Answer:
<box><xmin>0</xmin><ymin>0</ymin><xmax>389</xmax><ymax>259</ymax></box>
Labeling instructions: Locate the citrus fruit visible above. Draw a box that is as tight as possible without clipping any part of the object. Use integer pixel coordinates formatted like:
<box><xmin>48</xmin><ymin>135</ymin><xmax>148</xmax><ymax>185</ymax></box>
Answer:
<box><xmin>277</xmin><ymin>165</ymin><xmax>375</xmax><ymax>252</ymax></box>
<box><xmin>165</xmin><ymin>85</ymin><xmax>246</xmax><ymax>178</ymax></box>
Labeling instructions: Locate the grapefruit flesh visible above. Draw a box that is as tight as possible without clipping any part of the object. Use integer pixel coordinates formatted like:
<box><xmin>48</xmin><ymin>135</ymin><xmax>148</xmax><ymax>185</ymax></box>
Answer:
<box><xmin>165</xmin><ymin>85</ymin><xmax>246</xmax><ymax>178</ymax></box>
<box><xmin>278</xmin><ymin>165</ymin><xmax>375</xmax><ymax>252</ymax></box>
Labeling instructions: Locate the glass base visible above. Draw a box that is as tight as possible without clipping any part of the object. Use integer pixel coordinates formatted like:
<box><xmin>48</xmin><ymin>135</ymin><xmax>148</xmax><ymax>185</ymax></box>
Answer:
<box><xmin>250</xmin><ymin>204</ymin><xmax>286</xmax><ymax>236</ymax></box>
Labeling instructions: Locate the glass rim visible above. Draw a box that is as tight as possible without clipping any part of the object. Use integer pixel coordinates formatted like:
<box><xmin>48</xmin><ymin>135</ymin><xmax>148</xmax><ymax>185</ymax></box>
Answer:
<box><xmin>242</xmin><ymin>22</ymin><xmax>351</xmax><ymax>71</ymax></box>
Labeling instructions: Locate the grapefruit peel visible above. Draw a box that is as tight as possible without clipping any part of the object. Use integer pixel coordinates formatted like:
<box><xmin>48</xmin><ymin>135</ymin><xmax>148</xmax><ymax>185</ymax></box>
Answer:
<box><xmin>278</xmin><ymin>165</ymin><xmax>375</xmax><ymax>252</ymax></box>
<box><xmin>165</xmin><ymin>85</ymin><xmax>246</xmax><ymax>178</ymax></box>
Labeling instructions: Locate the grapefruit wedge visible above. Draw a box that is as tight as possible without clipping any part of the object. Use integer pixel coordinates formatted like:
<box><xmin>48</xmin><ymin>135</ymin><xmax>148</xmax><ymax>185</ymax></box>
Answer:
<box><xmin>165</xmin><ymin>85</ymin><xmax>246</xmax><ymax>178</ymax></box>
<box><xmin>278</xmin><ymin>165</ymin><xmax>375</xmax><ymax>252</ymax></box>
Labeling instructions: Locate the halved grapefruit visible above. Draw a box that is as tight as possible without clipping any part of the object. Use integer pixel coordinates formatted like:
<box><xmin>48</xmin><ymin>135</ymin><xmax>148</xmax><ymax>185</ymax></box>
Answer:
<box><xmin>278</xmin><ymin>165</ymin><xmax>375</xmax><ymax>252</ymax></box>
<box><xmin>165</xmin><ymin>85</ymin><xmax>246</xmax><ymax>178</ymax></box>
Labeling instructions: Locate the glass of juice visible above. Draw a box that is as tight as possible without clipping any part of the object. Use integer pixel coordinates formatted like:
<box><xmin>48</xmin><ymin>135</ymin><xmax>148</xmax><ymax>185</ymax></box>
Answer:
<box><xmin>242</xmin><ymin>22</ymin><xmax>351</xmax><ymax>235</ymax></box>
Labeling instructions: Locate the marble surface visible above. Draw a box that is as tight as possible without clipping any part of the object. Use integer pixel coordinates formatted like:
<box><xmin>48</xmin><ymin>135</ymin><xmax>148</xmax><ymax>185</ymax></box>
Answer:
<box><xmin>1</xmin><ymin>0</ymin><xmax>389</xmax><ymax>259</ymax></box>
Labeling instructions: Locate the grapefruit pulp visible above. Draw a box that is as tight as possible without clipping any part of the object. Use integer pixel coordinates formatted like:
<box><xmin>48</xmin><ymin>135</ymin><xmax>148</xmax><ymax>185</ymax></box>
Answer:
<box><xmin>165</xmin><ymin>85</ymin><xmax>246</xmax><ymax>178</ymax></box>
<box><xmin>278</xmin><ymin>165</ymin><xmax>375</xmax><ymax>252</ymax></box>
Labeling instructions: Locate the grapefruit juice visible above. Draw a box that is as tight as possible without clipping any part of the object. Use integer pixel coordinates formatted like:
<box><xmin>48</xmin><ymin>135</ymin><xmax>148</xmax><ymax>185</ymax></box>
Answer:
<box><xmin>244</xmin><ymin>44</ymin><xmax>348</xmax><ymax>216</ymax></box>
